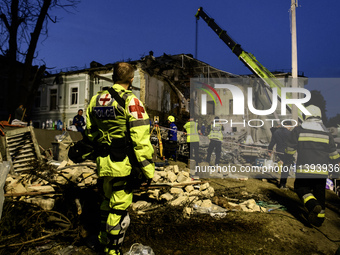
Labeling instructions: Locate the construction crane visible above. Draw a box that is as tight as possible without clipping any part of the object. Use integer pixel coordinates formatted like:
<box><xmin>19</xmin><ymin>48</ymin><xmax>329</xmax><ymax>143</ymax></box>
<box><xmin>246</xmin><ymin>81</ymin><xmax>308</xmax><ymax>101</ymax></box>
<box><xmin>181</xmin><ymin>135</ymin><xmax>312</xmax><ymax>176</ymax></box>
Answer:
<box><xmin>195</xmin><ymin>7</ymin><xmax>303</xmax><ymax>122</ymax></box>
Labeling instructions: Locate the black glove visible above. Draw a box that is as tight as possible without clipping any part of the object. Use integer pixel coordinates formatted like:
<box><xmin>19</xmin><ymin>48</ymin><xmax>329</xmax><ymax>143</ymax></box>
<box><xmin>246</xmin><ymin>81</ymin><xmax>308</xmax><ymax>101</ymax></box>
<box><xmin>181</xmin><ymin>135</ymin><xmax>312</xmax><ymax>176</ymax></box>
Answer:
<box><xmin>140</xmin><ymin>178</ymin><xmax>152</xmax><ymax>189</ymax></box>
<box><xmin>68</xmin><ymin>138</ymin><xmax>95</xmax><ymax>163</ymax></box>
<box><xmin>125</xmin><ymin>167</ymin><xmax>148</xmax><ymax>191</ymax></box>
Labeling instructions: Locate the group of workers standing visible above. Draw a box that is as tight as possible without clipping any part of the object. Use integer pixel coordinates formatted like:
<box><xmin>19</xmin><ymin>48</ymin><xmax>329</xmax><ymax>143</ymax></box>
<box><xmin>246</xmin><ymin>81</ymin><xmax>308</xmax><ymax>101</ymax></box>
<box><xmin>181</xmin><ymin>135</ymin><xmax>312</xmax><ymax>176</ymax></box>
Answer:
<box><xmin>164</xmin><ymin>115</ymin><xmax>224</xmax><ymax>165</ymax></box>
<box><xmin>168</xmin><ymin>104</ymin><xmax>340</xmax><ymax>229</ymax></box>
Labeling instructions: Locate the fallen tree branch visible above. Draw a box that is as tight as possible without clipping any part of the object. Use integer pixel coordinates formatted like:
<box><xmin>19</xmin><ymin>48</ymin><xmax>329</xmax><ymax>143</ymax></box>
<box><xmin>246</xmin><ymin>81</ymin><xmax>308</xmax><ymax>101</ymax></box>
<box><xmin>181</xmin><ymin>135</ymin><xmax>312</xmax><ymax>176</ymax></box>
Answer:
<box><xmin>134</xmin><ymin>180</ymin><xmax>209</xmax><ymax>192</ymax></box>
<box><xmin>56</xmin><ymin>163</ymin><xmax>97</xmax><ymax>172</ymax></box>
<box><xmin>0</xmin><ymin>210</ymin><xmax>71</xmax><ymax>249</ymax></box>
<box><xmin>4</xmin><ymin>191</ymin><xmax>59</xmax><ymax>197</ymax></box>
<box><xmin>0</xmin><ymin>234</ymin><xmax>20</xmax><ymax>243</ymax></box>
<box><xmin>0</xmin><ymin>228</ymin><xmax>70</xmax><ymax>249</ymax></box>
<box><xmin>150</xmin><ymin>180</ymin><xmax>208</xmax><ymax>187</ymax></box>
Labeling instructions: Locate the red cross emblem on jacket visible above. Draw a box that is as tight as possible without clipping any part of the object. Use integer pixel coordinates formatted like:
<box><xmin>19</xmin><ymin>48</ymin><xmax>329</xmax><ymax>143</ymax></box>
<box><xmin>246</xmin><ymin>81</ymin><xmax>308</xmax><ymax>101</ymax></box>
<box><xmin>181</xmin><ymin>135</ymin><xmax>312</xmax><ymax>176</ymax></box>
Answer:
<box><xmin>128</xmin><ymin>98</ymin><xmax>145</xmax><ymax>119</ymax></box>
<box><xmin>98</xmin><ymin>94</ymin><xmax>112</xmax><ymax>106</ymax></box>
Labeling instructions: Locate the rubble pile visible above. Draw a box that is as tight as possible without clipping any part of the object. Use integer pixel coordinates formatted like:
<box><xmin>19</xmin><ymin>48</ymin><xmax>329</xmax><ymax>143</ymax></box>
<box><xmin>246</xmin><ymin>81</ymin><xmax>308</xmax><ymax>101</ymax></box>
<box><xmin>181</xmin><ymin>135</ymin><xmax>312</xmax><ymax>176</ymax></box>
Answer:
<box><xmin>131</xmin><ymin>164</ymin><xmax>267</xmax><ymax>217</ymax></box>
<box><xmin>131</xmin><ymin>164</ymin><xmax>218</xmax><ymax>216</ymax></box>
<box><xmin>212</xmin><ymin>196</ymin><xmax>267</xmax><ymax>213</ymax></box>
<box><xmin>3</xmin><ymin>160</ymin><xmax>268</xmax><ymax>217</ymax></box>
<box><xmin>4</xmin><ymin>160</ymin><xmax>97</xmax><ymax>210</ymax></box>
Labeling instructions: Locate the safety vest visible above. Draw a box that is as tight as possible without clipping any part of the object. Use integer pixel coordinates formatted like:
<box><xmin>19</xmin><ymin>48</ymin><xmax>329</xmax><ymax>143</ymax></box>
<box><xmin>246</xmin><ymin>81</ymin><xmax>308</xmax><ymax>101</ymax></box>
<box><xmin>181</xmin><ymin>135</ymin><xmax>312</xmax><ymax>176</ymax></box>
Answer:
<box><xmin>285</xmin><ymin>120</ymin><xmax>340</xmax><ymax>177</ymax></box>
<box><xmin>208</xmin><ymin>123</ymin><xmax>223</xmax><ymax>141</ymax></box>
<box><xmin>86</xmin><ymin>84</ymin><xmax>155</xmax><ymax>179</ymax></box>
<box><xmin>184</xmin><ymin>121</ymin><xmax>200</xmax><ymax>143</ymax></box>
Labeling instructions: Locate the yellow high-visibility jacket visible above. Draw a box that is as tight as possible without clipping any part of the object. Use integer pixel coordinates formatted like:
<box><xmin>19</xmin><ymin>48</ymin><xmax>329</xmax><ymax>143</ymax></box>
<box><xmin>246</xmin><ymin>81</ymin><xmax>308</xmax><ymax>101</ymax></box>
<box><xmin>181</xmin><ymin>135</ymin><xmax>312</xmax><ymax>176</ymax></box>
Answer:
<box><xmin>86</xmin><ymin>84</ymin><xmax>154</xmax><ymax>179</ymax></box>
<box><xmin>208</xmin><ymin>123</ymin><xmax>223</xmax><ymax>141</ymax></box>
<box><xmin>184</xmin><ymin>121</ymin><xmax>200</xmax><ymax>143</ymax></box>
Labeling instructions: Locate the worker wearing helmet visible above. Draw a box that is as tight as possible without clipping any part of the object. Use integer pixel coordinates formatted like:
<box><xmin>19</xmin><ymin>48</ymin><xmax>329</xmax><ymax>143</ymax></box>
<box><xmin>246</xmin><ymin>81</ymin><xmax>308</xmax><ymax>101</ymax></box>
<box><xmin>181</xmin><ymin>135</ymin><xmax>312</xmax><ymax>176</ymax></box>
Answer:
<box><xmin>86</xmin><ymin>62</ymin><xmax>154</xmax><ymax>254</ymax></box>
<box><xmin>284</xmin><ymin>105</ymin><xmax>340</xmax><ymax>227</ymax></box>
<box><xmin>167</xmin><ymin>115</ymin><xmax>177</xmax><ymax>142</ymax></box>
<box><xmin>206</xmin><ymin>116</ymin><xmax>224</xmax><ymax>165</ymax></box>
<box><xmin>165</xmin><ymin>115</ymin><xmax>178</xmax><ymax>160</ymax></box>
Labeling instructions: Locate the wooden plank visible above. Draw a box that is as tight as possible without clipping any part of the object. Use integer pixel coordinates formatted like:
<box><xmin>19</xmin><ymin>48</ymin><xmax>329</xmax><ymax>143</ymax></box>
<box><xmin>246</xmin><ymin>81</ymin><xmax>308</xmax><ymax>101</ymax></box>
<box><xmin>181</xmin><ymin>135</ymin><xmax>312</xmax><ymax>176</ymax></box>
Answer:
<box><xmin>5</xmin><ymin>191</ymin><xmax>57</xmax><ymax>197</ymax></box>
<box><xmin>12</xmin><ymin>157</ymin><xmax>35</xmax><ymax>164</ymax></box>
<box><xmin>13</xmin><ymin>166</ymin><xmax>34</xmax><ymax>172</ymax></box>
<box><xmin>9</xmin><ymin>144</ymin><xmax>34</xmax><ymax>152</ymax></box>
<box><xmin>14</xmin><ymin>153</ymin><xmax>35</xmax><ymax>159</ymax></box>
<box><xmin>5</xmin><ymin>127</ymin><xmax>30</xmax><ymax>137</ymax></box>
<box><xmin>10</xmin><ymin>148</ymin><xmax>34</xmax><ymax>155</ymax></box>
<box><xmin>29</xmin><ymin>126</ymin><xmax>42</xmax><ymax>160</ymax></box>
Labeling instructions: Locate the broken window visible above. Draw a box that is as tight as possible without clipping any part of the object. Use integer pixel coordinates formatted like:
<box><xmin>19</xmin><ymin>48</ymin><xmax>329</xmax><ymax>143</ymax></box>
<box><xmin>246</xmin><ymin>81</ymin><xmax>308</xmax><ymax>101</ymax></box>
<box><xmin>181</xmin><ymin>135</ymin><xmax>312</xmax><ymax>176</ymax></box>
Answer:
<box><xmin>207</xmin><ymin>101</ymin><xmax>215</xmax><ymax>115</ymax></box>
<box><xmin>50</xmin><ymin>89</ymin><xmax>57</xmax><ymax>111</ymax></box>
<box><xmin>71</xmin><ymin>87</ymin><xmax>78</xmax><ymax>105</ymax></box>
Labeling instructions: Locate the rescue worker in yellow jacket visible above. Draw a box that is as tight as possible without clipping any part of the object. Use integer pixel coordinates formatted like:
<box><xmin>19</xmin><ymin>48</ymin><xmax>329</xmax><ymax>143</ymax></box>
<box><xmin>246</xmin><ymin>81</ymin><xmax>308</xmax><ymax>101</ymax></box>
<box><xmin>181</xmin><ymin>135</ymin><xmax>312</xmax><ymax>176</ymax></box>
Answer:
<box><xmin>86</xmin><ymin>62</ymin><xmax>155</xmax><ymax>254</ymax></box>
<box><xmin>184</xmin><ymin>117</ymin><xmax>200</xmax><ymax>164</ymax></box>
<box><xmin>284</xmin><ymin>105</ymin><xmax>340</xmax><ymax>227</ymax></box>
<box><xmin>206</xmin><ymin>116</ymin><xmax>224</xmax><ymax>165</ymax></box>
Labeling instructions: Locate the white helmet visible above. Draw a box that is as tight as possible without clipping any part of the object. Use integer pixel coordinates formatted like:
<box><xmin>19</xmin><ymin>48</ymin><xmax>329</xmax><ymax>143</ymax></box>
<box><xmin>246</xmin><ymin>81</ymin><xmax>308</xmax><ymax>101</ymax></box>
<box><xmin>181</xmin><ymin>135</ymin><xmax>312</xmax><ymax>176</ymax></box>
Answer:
<box><xmin>305</xmin><ymin>105</ymin><xmax>321</xmax><ymax>120</ymax></box>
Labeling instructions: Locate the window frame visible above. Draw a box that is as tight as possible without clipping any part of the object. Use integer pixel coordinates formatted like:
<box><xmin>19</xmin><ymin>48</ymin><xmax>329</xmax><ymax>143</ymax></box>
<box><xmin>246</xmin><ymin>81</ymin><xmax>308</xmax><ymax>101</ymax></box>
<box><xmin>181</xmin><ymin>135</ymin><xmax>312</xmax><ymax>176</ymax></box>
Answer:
<box><xmin>48</xmin><ymin>87</ymin><xmax>58</xmax><ymax>111</ymax></box>
<box><xmin>69</xmin><ymin>84</ymin><xmax>80</xmax><ymax>107</ymax></box>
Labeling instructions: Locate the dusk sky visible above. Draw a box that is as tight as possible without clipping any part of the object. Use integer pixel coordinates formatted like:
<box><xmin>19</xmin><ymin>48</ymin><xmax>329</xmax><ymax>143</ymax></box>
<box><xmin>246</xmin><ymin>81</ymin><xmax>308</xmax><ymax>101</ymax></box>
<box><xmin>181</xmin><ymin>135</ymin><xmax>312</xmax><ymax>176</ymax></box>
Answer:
<box><xmin>34</xmin><ymin>0</ymin><xmax>340</xmax><ymax>117</ymax></box>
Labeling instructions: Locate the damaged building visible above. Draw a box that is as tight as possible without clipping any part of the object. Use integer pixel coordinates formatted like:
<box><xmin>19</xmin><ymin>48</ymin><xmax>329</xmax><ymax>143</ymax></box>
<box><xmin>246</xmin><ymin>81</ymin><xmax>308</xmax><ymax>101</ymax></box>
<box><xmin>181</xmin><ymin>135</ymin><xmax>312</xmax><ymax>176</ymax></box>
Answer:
<box><xmin>31</xmin><ymin>53</ymin><xmax>307</xmax><ymax>145</ymax></box>
<box><xmin>30</xmin><ymin>53</ymin><xmax>240</xmax><ymax>130</ymax></box>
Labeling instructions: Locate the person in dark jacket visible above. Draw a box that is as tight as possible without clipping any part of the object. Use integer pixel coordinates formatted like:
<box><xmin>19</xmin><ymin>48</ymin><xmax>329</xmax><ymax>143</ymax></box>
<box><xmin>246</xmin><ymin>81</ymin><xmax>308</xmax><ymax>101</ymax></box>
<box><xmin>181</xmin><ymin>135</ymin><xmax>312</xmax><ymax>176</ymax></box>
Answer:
<box><xmin>73</xmin><ymin>109</ymin><xmax>85</xmax><ymax>134</ymax></box>
<box><xmin>14</xmin><ymin>104</ymin><xmax>26</xmax><ymax>121</ymax></box>
<box><xmin>284</xmin><ymin>105</ymin><xmax>340</xmax><ymax>227</ymax></box>
<box><xmin>200</xmin><ymin>123</ymin><xmax>206</xmax><ymax>136</ymax></box>
<box><xmin>166</xmin><ymin>115</ymin><xmax>178</xmax><ymax>160</ymax></box>
<box><xmin>268</xmin><ymin>120</ymin><xmax>292</xmax><ymax>189</ymax></box>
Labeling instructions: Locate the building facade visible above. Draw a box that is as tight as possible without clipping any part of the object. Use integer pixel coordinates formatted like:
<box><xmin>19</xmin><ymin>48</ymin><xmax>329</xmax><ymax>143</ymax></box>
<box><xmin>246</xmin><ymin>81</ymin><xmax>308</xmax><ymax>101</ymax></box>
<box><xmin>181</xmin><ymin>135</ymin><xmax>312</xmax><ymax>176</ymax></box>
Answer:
<box><xmin>31</xmin><ymin>53</ymin><xmax>307</xmax><ymax>144</ymax></box>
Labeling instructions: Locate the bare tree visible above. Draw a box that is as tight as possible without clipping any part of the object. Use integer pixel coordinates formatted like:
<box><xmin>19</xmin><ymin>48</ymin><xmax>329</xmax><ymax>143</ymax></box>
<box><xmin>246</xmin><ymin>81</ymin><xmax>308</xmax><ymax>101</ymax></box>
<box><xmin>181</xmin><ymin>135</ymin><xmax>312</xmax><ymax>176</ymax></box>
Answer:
<box><xmin>0</xmin><ymin>0</ymin><xmax>79</xmax><ymax>121</ymax></box>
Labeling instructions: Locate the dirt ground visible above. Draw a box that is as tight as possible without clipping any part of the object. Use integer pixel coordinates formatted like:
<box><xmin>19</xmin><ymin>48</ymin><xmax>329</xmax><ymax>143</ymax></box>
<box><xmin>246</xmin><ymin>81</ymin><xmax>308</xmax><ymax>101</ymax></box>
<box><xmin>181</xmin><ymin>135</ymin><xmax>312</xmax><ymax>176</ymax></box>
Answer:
<box><xmin>1</xmin><ymin>160</ymin><xmax>340</xmax><ymax>255</ymax></box>
<box><xmin>123</xmin><ymin>176</ymin><xmax>340</xmax><ymax>255</ymax></box>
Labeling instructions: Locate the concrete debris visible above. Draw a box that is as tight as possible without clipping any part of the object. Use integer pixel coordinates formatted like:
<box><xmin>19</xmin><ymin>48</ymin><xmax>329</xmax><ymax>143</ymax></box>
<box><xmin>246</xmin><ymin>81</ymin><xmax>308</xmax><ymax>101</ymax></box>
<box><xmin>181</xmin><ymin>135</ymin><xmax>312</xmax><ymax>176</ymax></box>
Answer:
<box><xmin>26</xmin><ymin>185</ymin><xmax>55</xmax><ymax>193</ymax></box>
<box><xmin>170</xmin><ymin>187</ymin><xmax>184</xmax><ymax>194</ymax></box>
<box><xmin>186</xmin><ymin>200</ymin><xmax>228</xmax><ymax>218</ymax></box>
<box><xmin>239</xmin><ymin>199</ymin><xmax>267</xmax><ymax>212</ymax></box>
<box><xmin>3</xmin><ymin>156</ymin><xmax>266</xmax><ymax>216</ymax></box>
<box><xmin>131</xmin><ymin>200</ymin><xmax>152</xmax><ymax>211</ymax></box>
<box><xmin>147</xmin><ymin>189</ymin><xmax>160</xmax><ymax>200</ymax></box>
<box><xmin>184</xmin><ymin>185</ymin><xmax>194</xmax><ymax>193</ymax></box>
<box><xmin>159</xmin><ymin>192</ymin><xmax>174</xmax><ymax>201</ymax></box>
<box><xmin>132</xmin><ymin>164</ymin><xmax>217</xmax><ymax>216</ymax></box>
<box><xmin>23</xmin><ymin>197</ymin><xmax>55</xmax><ymax>211</ymax></box>
<box><xmin>170</xmin><ymin>196</ymin><xmax>189</xmax><ymax>206</ymax></box>
<box><xmin>212</xmin><ymin>196</ymin><xmax>267</xmax><ymax>213</ymax></box>
<box><xmin>4</xmin><ymin>160</ymin><xmax>97</xmax><ymax>211</ymax></box>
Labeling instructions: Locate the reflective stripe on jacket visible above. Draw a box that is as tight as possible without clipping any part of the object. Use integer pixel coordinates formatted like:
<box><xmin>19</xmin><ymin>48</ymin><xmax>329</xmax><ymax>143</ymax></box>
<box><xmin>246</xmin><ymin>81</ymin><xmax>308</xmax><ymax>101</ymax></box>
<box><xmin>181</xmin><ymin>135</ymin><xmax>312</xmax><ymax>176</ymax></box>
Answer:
<box><xmin>208</xmin><ymin>123</ymin><xmax>223</xmax><ymax>141</ymax></box>
<box><xmin>86</xmin><ymin>84</ymin><xmax>155</xmax><ymax>179</ymax></box>
<box><xmin>285</xmin><ymin>122</ymin><xmax>340</xmax><ymax>177</ymax></box>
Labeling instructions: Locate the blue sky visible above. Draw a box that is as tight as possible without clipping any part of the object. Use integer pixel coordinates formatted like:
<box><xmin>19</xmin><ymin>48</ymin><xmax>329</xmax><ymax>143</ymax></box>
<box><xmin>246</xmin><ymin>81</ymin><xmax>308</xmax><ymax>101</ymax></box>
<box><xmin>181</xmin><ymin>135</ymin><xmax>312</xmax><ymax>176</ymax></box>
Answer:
<box><xmin>35</xmin><ymin>0</ymin><xmax>340</xmax><ymax>117</ymax></box>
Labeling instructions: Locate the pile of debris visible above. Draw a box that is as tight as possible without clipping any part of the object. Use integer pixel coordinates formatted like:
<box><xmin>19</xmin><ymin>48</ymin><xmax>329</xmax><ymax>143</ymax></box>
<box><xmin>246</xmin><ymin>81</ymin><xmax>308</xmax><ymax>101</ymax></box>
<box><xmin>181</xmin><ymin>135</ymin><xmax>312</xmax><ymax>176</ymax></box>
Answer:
<box><xmin>4</xmin><ymin>160</ymin><xmax>97</xmax><ymax>211</ymax></box>
<box><xmin>131</xmin><ymin>164</ymin><xmax>216</xmax><ymax>214</ymax></box>
<box><xmin>2</xmin><ymin>159</ymin><xmax>270</xmax><ymax>221</ymax></box>
<box><xmin>131</xmin><ymin>164</ymin><xmax>268</xmax><ymax>217</ymax></box>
